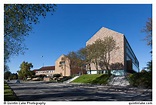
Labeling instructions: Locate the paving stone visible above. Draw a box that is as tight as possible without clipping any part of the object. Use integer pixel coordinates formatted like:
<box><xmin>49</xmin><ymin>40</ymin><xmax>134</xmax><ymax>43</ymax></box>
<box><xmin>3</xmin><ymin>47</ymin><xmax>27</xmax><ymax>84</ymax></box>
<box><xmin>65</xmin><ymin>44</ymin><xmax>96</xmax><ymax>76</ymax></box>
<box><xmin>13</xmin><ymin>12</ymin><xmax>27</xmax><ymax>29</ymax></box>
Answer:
<box><xmin>8</xmin><ymin>81</ymin><xmax>152</xmax><ymax>101</ymax></box>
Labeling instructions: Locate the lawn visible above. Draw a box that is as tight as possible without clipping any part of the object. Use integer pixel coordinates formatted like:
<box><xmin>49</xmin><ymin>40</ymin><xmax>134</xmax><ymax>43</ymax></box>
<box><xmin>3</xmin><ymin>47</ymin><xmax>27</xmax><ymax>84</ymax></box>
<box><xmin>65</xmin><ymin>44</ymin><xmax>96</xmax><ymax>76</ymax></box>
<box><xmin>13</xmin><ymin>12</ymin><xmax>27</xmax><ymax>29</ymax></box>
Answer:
<box><xmin>72</xmin><ymin>74</ymin><xmax>110</xmax><ymax>85</ymax></box>
<box><xmin>4</xmin><ymin>81</ymin><xmax>18</xmax><ymax>101</ymax></box>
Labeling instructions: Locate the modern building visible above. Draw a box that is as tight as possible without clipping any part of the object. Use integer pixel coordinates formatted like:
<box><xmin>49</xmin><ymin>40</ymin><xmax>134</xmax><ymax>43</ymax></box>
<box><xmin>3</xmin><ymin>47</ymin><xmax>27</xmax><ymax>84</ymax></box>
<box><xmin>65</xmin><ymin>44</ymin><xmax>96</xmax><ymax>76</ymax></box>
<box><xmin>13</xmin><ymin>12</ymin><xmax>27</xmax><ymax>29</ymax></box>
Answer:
<box><xmin>33</xmin><ymin>66</ymin><xmax>55</xmax><ymax>77</ymax></box>
<box><xmin>55</xmin><ymin>54</ymin><xmax>86</xmax><ymax>77</ymax></box>
<box><xmin>86</xmin><ymin>27</ymin><xmax>139</xmax><ymax>75</ymax></box>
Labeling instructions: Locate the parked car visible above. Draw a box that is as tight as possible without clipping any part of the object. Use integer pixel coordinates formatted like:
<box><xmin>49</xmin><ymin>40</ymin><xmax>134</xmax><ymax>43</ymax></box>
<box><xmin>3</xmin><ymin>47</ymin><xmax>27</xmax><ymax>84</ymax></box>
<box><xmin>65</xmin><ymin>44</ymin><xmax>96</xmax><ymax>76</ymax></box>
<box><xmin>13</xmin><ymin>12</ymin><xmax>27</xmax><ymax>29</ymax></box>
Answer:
<box><xmin>15</xmin><ymin>79</ymin><xmax>20</xmax><ymax>83</ymax></box>
<box><xmin>27</xmin><ymin>78</ymin><xmax>31</xmax><ymax>81</ymax></box>
<box><xmin>32</xmin><ymin>77</ymin><xmax>40</xmax><ymax>81</ymax></box>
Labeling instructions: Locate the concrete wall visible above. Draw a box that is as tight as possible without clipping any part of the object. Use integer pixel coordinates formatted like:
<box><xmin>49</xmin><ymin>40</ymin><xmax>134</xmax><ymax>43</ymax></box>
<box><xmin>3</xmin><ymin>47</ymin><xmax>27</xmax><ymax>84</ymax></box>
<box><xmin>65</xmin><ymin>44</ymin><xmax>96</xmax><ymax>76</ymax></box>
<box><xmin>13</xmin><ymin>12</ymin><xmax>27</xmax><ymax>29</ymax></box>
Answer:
<box><xmin>86</xmin><ymin>27</ymin><xmax>125</xmax><ymax>70</ymax></box>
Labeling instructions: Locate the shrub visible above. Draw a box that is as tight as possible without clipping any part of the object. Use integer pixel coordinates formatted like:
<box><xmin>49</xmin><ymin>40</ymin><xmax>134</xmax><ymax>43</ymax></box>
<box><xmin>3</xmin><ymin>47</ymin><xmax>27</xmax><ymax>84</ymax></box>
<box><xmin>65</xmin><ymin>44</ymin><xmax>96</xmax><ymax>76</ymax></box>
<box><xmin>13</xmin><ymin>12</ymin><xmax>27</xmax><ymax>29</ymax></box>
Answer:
<box><xmin>58</xmin><ymin>76</ymin><xmax>72</xmax><ymax>82</ymax></box>
<box><xmin>128</xmin><ymin>71</ymin><xmax>152</xmax><ymax>89</ymax></box>
<box><xmin>49</xmin><ymin>79</ymin><xmax>57</xmax><ymax>83</ymax></box>
<box><xmin>53</xmin><ymin>74</ymin><xmax>61</xmax><ymax>78</ymax></box>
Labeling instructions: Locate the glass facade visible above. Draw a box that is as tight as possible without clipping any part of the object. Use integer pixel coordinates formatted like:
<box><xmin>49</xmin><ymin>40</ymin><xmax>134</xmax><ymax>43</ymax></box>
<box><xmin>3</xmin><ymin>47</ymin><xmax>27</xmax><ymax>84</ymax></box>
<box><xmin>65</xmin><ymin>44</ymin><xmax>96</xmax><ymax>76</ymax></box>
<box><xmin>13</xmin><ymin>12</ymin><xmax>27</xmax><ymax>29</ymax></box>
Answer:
<box><xmin>125</xmin><ymin>39</ymin><xmax>139</xmax><ymax>72</ymax></box>
<box><xmin>111</xmin><ymin>70</ymin><xmax>125</xmax><ymax>76</ymax></box>
<box><xmin>87</xmin><ymin>70</ymin><xmax>97</xmax><ymax>74</ymax></box>
<box><xmin>87</xmin><ymin>70</ymin><xmax>125</xmax><ymax>76</ymax></box>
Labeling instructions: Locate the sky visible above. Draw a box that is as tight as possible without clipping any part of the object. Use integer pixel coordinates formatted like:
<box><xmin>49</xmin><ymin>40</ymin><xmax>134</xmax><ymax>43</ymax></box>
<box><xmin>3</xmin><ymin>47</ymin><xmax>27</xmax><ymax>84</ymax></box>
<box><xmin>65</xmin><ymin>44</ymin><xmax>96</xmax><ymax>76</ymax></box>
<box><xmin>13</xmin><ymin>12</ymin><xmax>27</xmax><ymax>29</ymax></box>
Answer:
<box><xmin>7</xmin><ymin>4</ymin><xmax>152</xmax><ymax>73</ymax></box>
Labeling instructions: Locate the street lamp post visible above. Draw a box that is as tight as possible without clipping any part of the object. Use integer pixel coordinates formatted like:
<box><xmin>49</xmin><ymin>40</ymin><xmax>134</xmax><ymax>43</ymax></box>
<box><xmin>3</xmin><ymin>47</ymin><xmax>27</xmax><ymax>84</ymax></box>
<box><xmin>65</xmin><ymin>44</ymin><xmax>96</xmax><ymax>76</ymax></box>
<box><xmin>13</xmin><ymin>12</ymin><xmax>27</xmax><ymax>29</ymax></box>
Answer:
<box><xmin>41</xmin><ymin>56</ymin><xmax>44</xmax><ymax>67</ymax></box>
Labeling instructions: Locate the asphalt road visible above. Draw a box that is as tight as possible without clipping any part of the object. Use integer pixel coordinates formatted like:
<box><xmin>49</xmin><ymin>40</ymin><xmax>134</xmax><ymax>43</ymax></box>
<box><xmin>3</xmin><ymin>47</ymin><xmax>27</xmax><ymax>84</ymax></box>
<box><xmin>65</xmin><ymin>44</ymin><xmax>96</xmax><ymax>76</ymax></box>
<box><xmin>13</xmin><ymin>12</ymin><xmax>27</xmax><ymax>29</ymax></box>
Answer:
<box><xmin>8</xmin><ymin>80</ymin><xmax>152</xmax><ymax>101</ymax></box>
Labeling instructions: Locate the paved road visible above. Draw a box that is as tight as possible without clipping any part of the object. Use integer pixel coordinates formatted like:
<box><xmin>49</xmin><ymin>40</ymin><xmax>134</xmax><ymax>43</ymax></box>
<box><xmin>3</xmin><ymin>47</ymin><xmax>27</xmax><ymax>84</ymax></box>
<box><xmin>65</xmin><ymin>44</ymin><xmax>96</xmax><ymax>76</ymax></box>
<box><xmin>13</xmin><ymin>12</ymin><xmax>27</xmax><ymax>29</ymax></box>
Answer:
<box><xmin>8</xmin><ymin>80</ymin><xmax>152</xmax><ymax>101</ymax></box>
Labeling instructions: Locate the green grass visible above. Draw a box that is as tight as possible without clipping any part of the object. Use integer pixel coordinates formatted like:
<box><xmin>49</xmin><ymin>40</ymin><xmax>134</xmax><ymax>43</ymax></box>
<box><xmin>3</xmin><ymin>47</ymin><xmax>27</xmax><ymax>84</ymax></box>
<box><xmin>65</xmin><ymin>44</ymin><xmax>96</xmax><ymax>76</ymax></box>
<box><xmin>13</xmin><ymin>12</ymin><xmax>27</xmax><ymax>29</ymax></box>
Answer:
<box><xmin>4</xmin><ymin>81</ymin><xmax>18</xmax><ymax>101</ymax></box>
<box><xmin>72</xmin><ymin>74</ymin><xmax>110</xmax><ymax>85</ymax></box>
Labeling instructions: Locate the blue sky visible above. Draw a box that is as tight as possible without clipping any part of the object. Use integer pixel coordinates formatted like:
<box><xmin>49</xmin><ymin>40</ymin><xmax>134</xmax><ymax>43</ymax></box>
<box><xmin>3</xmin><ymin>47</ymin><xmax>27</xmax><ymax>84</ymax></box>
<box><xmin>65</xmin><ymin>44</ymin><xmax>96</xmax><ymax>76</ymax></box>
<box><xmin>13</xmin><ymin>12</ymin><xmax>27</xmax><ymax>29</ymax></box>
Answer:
<box><xmin>8</xmin><ymin>4</ymin><xmax>152</xmax><ymax>73</ymax></box>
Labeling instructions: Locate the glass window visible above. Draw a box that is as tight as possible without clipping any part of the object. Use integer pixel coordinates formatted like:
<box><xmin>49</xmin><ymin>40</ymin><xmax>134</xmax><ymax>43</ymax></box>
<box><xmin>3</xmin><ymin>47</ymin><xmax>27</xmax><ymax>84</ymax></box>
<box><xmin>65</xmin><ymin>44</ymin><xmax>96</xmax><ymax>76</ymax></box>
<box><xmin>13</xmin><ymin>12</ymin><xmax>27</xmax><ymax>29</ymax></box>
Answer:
<box><xmin>126</xmin><ymin>41</ymin><xmax>139</xmax><ymax>64</ymax></box>
<box><xmin>126</xmin><ymin>55</ymin><xmax>131</xmax><ymax>60</ymax></box>
<box><xmin>126</xmin><ymin>48</ymin><xmax>135</xmax><ymax>62</ymax></box>
<box><xmin>125</xmin><ymin>40</ymin><xmax>139</xmax><ymax>72</ymax></box>
<box><xmin>60</xmin><ymin>61</ymin><xmax>65</xmax><ymax>65</ymax></box>
<box><xmin>132</xmin><ymin>63</ymin><xmax>139</xmax><ymax>72</ymax></box>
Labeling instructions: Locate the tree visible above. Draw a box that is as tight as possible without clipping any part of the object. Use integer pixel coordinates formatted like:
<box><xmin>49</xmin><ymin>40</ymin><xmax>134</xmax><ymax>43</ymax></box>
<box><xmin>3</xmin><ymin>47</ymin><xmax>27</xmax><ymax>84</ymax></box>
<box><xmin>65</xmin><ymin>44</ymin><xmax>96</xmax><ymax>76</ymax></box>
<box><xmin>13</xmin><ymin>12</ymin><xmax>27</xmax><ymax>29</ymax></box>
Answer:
<box><xmin>10</xmin><ymin>73</ymin><xmax>18</xmax><ymax>80</ymax></box>
<box><xmin>4</xmin><ymin>64</ymin><xmax>9</xmax><ymax>72</ymax></box>
<box><xmin>86</xmin><ymin>36</ymin><xmax>117</xmax><ymax>75</ymax></box>
<box><xmin>146</xmin><ymin>60</ymin><xmax>152</xmax><ymax>72</ymax></box>
<box><xmin>66</xmin><ymin>51</ymin><xmax>82</xmax><ymax>75</ymax></box>
<box><xmin>77</xmin><ymin>48</ymin><xmax>88</xmax><ymax>74</ymax></box>
<box><xmin>142</xmin><ymin>18</ymin><xmax>152</xmax><ymax>47</ymax></box>
<box><xmin>65</xmin><ymin>49</ymin><xmax>88</xmax><ymax>75</ymax></box>
<box><xmin>4</xmin><ymin>71</ymin><xmax>11</xmax><ymax>80</ymax></box>
<box><xmin>99</xmin><ymin>36</ymin><xmax>116</xmax><ymax>70</ymax></box>
<box><xmin>86</xmin><ymin>39</ymin><xmax>104</xmax><ymax>73</ymax></box>
<box><xmin>141</xmin><ymin>18</ymin><xmax>152</xmax><ymax>78</ymax></box>
<box><xmin>4</xmin><ymin>4</ymin><xmax>56</xmax><ymax>71</ymax></box>
<box><xmin>17</xmin><ymin>61</ymin><xmax>33</xmax><ymax>80</ymax></box>
<box><xmin>66</xmin><ymin>51</ymin><xmax>78</xmax><ymax>70</ymax></box>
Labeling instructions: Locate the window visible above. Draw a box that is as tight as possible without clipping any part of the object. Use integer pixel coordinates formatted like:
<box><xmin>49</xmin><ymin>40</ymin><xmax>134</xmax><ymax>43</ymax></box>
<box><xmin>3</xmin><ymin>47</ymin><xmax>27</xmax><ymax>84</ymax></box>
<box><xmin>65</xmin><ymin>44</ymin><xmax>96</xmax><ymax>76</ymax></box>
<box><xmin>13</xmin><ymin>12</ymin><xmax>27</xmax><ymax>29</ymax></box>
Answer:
<box><xmin>59</xmin><ymin>61</ymin><xmax>65</xmax><ymax>65</ymax></box>
<box><xmin>132</xmin><ymin>63</ymin><xmax>139</xmax><ymax>72</ymax></box>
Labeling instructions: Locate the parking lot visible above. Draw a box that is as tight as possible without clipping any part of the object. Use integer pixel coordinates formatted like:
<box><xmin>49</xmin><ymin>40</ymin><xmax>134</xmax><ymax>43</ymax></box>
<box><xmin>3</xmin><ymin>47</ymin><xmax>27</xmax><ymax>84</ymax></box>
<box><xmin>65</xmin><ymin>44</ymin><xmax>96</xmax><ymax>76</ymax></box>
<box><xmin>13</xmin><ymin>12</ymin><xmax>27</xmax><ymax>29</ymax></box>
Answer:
<box><xmin>8</xmin><ymin>80</ymin><xmax>152</xmax><ymax>101</ymax></box>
